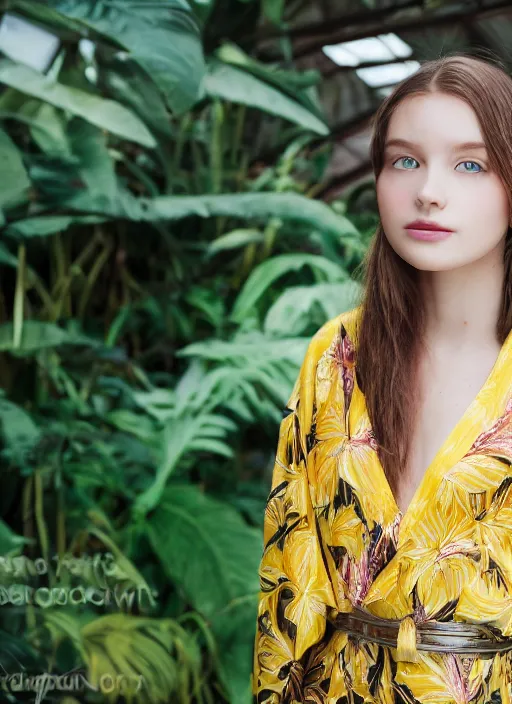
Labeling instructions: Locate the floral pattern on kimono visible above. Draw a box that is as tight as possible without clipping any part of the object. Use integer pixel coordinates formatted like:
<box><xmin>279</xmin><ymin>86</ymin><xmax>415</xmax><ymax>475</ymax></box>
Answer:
<box><xmin>252</xmin><ymin>306</ymin><xmax>512</xmax><ymax>704</ymax></box>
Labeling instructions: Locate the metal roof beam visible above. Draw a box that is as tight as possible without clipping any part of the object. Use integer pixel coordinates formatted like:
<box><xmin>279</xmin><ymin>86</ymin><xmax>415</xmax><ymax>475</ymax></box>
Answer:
<box><xmin>250</xmin><ymin>0</ymin><xmax>423</xmax><ymax>44</ymax></box>
<box><xmin>256</xmin><ymin>0</ymin><xmax>512</xmax><ymax>61</ymax></box>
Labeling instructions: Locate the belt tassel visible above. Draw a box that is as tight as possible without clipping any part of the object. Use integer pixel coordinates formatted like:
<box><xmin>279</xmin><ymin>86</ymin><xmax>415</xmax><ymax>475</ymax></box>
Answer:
<box><xmin>396</xmin><ymin>616</ymin><xmax>419</xmax><ymax>663</ymax></box>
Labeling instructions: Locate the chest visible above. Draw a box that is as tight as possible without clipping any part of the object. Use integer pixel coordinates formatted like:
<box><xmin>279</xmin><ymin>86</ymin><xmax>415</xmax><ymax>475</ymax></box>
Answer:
<box><xmin>396</xmin><ymin>344</ymin><xmax>501</xmax><ymax>513</ymax></box>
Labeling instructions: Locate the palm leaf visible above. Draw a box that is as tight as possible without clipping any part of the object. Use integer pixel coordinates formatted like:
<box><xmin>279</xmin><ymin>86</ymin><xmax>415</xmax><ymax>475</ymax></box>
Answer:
<box><xmin>0</xmin><ymin>59</ymin><xmax>156</xmax><ymax>147</ymax></box>
<box><xmin>264</xmin><ymin>280</ymin><xmax>363</xmax><ymax>335</ymax></box>
<box><xmin>231</xmin><ymin>253</ymin><xmax>348</xmax><ymax>322</ymax></box>
<box><xmin>133</xmin><ymin>411</ymin><xmax>236</xmax><ymax>517</ymax></box>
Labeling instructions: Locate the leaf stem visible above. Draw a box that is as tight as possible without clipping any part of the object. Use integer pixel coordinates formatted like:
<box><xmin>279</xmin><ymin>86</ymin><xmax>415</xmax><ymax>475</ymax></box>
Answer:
<box><xmin>12</xmin><ymin>243</ymin><xmax>25</xmax><ymax>348</ymax></box>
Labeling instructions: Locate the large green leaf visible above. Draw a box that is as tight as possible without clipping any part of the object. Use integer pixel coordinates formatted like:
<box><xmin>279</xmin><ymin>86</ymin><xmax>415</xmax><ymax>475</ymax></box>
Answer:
<box><xmin>264</xmin><ymin>280</ymin><xmax>363</xmax><ymax>335</ymax></box>
<box><xmin>0</xmin><ymin>519</ymin><xmax>30</xmax><ymax>554</ymax></box>
<box><xmin>174</xmin><ymin>338</ymin><xmax>305</xmax><ymax>425</ymax></box>
<box><xmin>29</xmin><ymin>101</ymin><xmax>73</xmax><ymax>158</ymax></box>
<box><xmin>5</xmin><ymin>215</ymin><xmax>106</xmax><ymax>239</ymax></box>
<box><xmin>42</xmin><ymin>612</ymin><xmax>204</xmax><ymax>702</ymax></box>
<box><xmin>0</xmin><ymin>59</ymin><xmax>155</xmax><ymax>147</ymax></box>
<box><xmin>34</xmin><ymin>106</ymin><xmax>116</xmax><ymax>193</ymax></box>
<box><xmin>216</xmin><ymin>42</ymin><xmax>325</xmax><ymax>122</ymax></box>
<box><xmin>231</xmin><ymin>254</ymin><xmax>348</xmax><ymax>322</ymax></box>
<box><xmin>81</xmin><ymin>614</ymin><xmax>202</xmax><ymax>702</ymax></box>
<box><xmin>0</xmin><ymin>242</ymin><xmax>18</xmax><ymax>266</ymax></box>
<box><xmin>207</xmin><ymin>228</ymin><xmax>264</xmax><ymax>255</ymax></box>
<box><xmin>0</xmin><ymin>629</ymin><xmax>43</xmax><ymax>674</ymax></box>
<box><xmin>97</xmin><ymin>54</ymin><xmax>175</xmax><ymax>188</ymax></box>
<box><xmin>0</xmin><ymin>125</ymin><xmax>30</xmax><ymax>209</ymax></box>
<box><xmin>189</xmin><ymin>0</ymin><xmax>216</xmax><ymax>26</ymax></box>
<box><xmin>146</xmin><ymin>485</ymin><xmax>262</xmax><ymax>619</ymax></box>
<box><xmin>204</xmin><ymin>58</ymin><xmax>328</xmax><ymax>135</ymax></box>
<box><xmin>133</xmin><ymin>411</ymin><xmax>237</xmax><ymax>517</ymax></box>
<box><xmin>209</xmin><ymin>593</ymin><xmax>258</xmax><ymax>704</ymax></box>
<box><xmin>0</xmin><ymin>321</ymin><xmax>101</xmax><ymax>354</ymax></box>
<box><xmin>31</xmin><ymin>111</ymin><xmax>118</xmax><ymax>202</ymax></box>
<box><xmin>262</xmin><ymin>0</ymin><xmax>285</xmax><ymax>24</ymax></box>
<box><xmin>177</xmin><ymin>335</ymin><xmax>309</xmax><ymax>365</ymax></box>
<box><xmin>24</xmin><ymin>190</ymin><xmax>361</xmax><ymax>241</ymax></box>
<box><xmin>68</xmin><ymin>118</ymin><xmax>117</xmax><ymax>198</ymax></box>
<box><xmin>0</xmin><ymin>395</ymin><xmax>40</xmax><ymax>467</ymax></box>
<box><xmin>14</xmin><ymin>0</ymin><xmax>205</xmax><ymax>115</ymax></box>
<box><xmin>98</xmin><ymin>55</ymin><xmax>174</xmax><ymax>142</ymax></box>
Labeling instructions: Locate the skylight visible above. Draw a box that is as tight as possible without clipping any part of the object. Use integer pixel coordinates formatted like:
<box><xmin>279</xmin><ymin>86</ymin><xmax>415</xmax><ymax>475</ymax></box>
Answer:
<box><xmin>322</xmin><ymin>33</ymin><xmax>418</xmax><ymax>88</ymax></box>
<box><xmin>323</xmin><ymin>33</ymin><xmax>412</xmax><ymax>66</ymax></box>
<box><xmin>0</xmin><ymin>13</ymin><xmax>60</xmax><ymax>72</ymax></box>
<box><xmin>357</xmin><ymin>60</ymin><xmax>420</xmax><ymax>87</ymax></box>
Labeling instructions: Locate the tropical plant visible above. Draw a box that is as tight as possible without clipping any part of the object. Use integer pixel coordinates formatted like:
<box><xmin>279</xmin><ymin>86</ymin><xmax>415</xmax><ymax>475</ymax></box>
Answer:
<box><xmin>0</xmin><ymin>1</ymin><xmax>371</xmax><ymax>703</ymax></box>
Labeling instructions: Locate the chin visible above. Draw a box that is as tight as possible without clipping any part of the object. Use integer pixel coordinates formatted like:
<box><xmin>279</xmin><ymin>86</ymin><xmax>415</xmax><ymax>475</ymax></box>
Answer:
<box><xmin>393</xmin><ymin>245</ymin><xmax>460</xmax><ymax>272</ymax></box>
<box><xmin>409</xmin><ymin>261</ymin><xmax>454</xmax><ymax>272</ymax></box>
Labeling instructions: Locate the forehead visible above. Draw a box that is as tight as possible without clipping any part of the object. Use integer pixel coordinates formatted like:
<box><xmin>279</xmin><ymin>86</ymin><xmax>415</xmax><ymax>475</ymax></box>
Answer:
<box><xmin>385</xmin><ymin>92</ymin><xmax>485</xmax><ymax>146</ymax></box>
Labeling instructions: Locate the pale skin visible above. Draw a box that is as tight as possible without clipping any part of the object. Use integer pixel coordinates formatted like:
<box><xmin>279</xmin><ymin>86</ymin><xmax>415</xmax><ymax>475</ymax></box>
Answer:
<box><xmin>376</xmin><ymin>91</ymin><xmax>511</xmax><ymax>514</ymax></box>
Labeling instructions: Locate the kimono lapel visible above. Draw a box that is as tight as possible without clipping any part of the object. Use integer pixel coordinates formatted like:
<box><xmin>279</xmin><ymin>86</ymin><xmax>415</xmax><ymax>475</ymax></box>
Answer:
<box><xmin>296</xmin><ymin>306</ymin><xmax>512</xmax><ymax>538</ymax></box>
<box><xmin>330</xmin><ymin>307</ymin><xmax>512</xmax><ymax>538</ymax></box>
<box><xmin>397</xmin><ymin>324</ymin><xmax>512</xmax><ymax>540</ymax></box>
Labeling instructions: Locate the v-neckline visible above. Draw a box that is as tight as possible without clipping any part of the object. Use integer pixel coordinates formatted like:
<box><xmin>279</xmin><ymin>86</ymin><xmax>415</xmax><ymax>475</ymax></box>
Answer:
<box><xmin>375</xmin><ymin>325</ymin><xmax>512</xmax><ymax>534</ymax></box>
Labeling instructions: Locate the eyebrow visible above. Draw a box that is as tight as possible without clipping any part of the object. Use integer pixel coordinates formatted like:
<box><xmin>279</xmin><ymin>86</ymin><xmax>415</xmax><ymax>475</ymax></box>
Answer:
<box><xmin>384</xmin><ymin>138</ymin><xmax>487</xmax><ymax>152</ymax></box>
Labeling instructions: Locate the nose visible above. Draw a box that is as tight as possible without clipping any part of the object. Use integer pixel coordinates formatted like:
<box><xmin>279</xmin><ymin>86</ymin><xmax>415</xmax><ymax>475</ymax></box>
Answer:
<box><xmin>415</xmin><ymin>168</ymin><xmax>447</xmax><ymax>209</ymax></box>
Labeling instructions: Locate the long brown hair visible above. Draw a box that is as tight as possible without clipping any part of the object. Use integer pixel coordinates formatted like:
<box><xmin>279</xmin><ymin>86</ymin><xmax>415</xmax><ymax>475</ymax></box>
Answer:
<box><xmin>354</xmin><ymin>53</ymin><xmax>512</xmax><ymax>497</ymax></box>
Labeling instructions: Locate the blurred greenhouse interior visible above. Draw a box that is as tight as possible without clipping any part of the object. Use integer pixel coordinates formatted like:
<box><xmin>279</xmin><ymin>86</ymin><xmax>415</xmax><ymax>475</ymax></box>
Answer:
<box><xmin>0</xmin><ymin>1</ymin><xmax>510</xmax><ymax>703</ymax></box>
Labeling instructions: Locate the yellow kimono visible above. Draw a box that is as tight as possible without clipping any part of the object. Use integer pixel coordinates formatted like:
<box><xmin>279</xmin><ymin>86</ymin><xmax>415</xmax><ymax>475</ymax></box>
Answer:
<box><xmin>252</xmin><ymin>305</ymin><xmax>512</xmax><ymax>704</ymax></box>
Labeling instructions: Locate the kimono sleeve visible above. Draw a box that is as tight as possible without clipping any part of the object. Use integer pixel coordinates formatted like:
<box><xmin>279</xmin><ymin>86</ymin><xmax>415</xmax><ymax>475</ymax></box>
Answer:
<box><xmin>251</xmin><ymin>355</ymin><xmax>338</xmax><ymax>704</ymax></box>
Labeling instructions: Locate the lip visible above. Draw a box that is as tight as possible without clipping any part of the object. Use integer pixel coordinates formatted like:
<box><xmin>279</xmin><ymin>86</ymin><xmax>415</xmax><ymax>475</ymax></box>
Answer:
<box><xmin>405</xmin><ymin>219</ymin><xmax>454</xmax><ymax>242</ymax></box>
<box><xmin>405</xmin><ymin>228</ymin><xmax>453</xmax><ymax>242</ymax></box>
<box><xmin>405</xmin><ymin>219</ymin><xmax>454</xmax><ymax>232</ymax></box>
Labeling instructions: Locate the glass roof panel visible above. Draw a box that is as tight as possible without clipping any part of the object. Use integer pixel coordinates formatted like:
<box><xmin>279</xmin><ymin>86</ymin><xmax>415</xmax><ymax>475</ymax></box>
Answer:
<box><xmin>322</xmin><ymin>44</ymin><xmax>359</xmax><ymax>66</ymax></box>
<box><xmin>379</xmin><ymin>33</ymin><xmax>413</xmax><ymax>59</ymax></box>
<box><xmin>322</xmin><ymin>33</ymin><xmax>413</xmax><ymax>68</ymax></box>
<box><xmin>0</xmin><ymin>12</ymin><xmax>60</xmax><ymax>72</ymax></box>
<box><xmin>339</xmin><ymin>36</ymin><xmax>395</xmax><ymax>62</ymax></box>
<box><xmin>356</xmin><ymin>60</ymin><xmax>420</xmax><ymax>87</ymax></box>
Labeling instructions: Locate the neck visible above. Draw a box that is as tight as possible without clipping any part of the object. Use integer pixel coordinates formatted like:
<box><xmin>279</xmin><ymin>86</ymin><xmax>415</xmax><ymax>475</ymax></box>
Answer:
<box><xmin>417</xmin><ymin>239</ymin><xmax>505</xmax><ymax>350</ymax></box>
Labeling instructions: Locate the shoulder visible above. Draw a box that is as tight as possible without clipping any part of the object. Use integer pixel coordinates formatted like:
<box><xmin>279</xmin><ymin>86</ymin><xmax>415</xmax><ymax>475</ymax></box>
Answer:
<box><xmin>285</xmin><ymin>305</ymin><xmax>362</xmax><ymax>413</ymax></box>
<box><xmin>309</xmin><ymin>305</ymin><xmax>361</xmax><ymax>351</ymax></box>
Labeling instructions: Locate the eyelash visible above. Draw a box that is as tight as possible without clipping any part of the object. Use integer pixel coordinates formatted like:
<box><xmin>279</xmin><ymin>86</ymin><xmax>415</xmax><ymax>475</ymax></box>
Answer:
<box><xmin>391</xmin><ymin>156</ymin><xmax>486</xmax><ymax>173</ymax></box>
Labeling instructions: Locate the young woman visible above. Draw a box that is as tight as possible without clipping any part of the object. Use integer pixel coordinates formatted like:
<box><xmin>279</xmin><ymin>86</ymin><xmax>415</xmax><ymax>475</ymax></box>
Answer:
<box><xmin>252</xmin><ymin>54</ymin><xmax>512</xmax><ymax>704</ymax></box>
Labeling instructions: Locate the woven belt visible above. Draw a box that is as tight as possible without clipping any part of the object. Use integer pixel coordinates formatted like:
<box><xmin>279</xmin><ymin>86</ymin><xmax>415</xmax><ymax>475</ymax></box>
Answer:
<box><xmin>327</xmin><ymin>607</ymin><xmax>512</xmax><ymax>661</ymax></box>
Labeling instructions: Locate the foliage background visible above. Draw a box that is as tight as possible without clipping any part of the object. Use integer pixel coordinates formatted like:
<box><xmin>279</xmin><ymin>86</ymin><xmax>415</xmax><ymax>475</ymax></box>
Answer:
<box><xmin>0</xmin><ymin>1</ymin><xmax>376</xmax><ymax>702</ymax></box>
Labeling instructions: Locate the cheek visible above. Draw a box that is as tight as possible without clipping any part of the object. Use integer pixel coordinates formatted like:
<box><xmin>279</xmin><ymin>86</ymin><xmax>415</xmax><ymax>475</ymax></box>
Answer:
<box><xmin>469</xmin><ymin>179</ymin><xmax>510</xmax><ymax>228</ymax></box>
<box><xmin>494</xmin><ymin>182</ymin><xmax>509</xmax><ymax>222</ymax></box>
<box><xmin>376</xmin><ymin>175</ymin><xmax>409</xmax><ymax>217</ymax></box>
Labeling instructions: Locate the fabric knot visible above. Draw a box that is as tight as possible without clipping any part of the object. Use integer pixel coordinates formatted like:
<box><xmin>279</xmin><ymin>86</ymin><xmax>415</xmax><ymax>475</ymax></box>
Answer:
<box><xmin>396</xmin><ymin>615</ymin><xmax>419</xmax><ymax>662</ymax></box>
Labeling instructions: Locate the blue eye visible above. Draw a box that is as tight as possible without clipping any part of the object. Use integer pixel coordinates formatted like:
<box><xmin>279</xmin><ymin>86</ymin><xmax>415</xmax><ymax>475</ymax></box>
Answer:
<box><xmin>455</xmin><ymin>161</ymin><xmax>482</xmax><ymax>173</ymax></box>
<box><xmin>392</xmin><ymin>157</ymin><xmax>484</xmax><ymax>173</ymax></box>
<box><xmin>393</xmin><ymin>157</ymin><xmax>418</xmax><ymax>169</ymax></box>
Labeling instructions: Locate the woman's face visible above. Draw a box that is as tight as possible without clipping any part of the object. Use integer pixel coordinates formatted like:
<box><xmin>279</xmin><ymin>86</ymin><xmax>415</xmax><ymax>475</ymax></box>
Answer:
<box><xmin>376</xmin><ymin>91</ymin><xmax>510</xmax><ymax>272</ymax></box>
